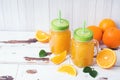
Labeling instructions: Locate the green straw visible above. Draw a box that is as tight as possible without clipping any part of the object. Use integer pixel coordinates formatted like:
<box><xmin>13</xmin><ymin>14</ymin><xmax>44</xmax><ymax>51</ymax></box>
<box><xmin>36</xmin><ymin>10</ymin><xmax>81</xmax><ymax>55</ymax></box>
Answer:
<box><xmin>83</xmin><ymin>20</ymin><xmax>86</xmax><ymax>33</ymax></box>
<box><xmin>58</xmin><ymin>10</ymin><xmax>61</xmax><ymax>23</ymax></box>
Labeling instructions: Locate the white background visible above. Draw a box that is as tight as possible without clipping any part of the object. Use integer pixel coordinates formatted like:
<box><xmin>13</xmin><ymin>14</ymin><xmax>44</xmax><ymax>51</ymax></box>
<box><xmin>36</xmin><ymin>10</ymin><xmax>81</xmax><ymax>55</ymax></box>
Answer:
<box><xmin>0</xmin><ymin>0</ymin><xmax>120</xmax><ymax>31</ymax></box>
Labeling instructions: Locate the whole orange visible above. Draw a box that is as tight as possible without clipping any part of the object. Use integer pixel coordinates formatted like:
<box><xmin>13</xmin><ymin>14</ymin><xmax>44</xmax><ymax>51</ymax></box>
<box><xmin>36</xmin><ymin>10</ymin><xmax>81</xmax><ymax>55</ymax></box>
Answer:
<box><xmin>102</xmin><ymin>27</ymin><xmax>120</xmax><ymax>48</ymax></box>
<box><xmin>99</xmin><ymin>18</ymin><xmax>117</xmax><ymax>32</ymax></box>
<box><xmin>87</xmin><ymin>25</ymin><xmax>103</xmax><ymax>42</ymax></box>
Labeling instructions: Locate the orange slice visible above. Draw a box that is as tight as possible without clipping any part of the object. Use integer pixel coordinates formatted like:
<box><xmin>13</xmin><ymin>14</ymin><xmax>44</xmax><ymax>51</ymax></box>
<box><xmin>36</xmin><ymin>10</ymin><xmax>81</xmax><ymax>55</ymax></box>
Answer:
<box><xmin>35</xmin><ymin>30</ymin><xmax>50</xmax><ymax>43</ymax></box>
<box><xmin>51</xmin><ymin>51</ymin><xmax>67</xmax><ymax>64</ymax></box>
<box><xmin>58</xmin><ymin>64</ymin><xmax>77</xmax><ymax>76</ymax></box>
<box><xmin>96</xmin><ymin>48</ymin><xmax>116</xmax><ymax>69</ymax></box>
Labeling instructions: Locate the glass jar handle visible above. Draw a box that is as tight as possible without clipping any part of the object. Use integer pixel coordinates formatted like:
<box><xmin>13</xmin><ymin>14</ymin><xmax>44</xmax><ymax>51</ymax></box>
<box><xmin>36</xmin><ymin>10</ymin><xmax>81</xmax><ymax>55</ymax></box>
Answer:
<box><xmin>93</xmin><ymin>39</ymin><xmax>99</xmax><ymax>57</ymax></box>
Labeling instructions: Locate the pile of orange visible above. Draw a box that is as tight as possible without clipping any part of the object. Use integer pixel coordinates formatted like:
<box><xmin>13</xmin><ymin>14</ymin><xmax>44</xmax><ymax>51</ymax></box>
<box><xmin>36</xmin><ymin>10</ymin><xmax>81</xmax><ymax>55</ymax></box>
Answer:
<box><xmin>99</xmin><ymin>18</ymin><xmax>116</xmax><ymax>32</ymax></box>
<box><xmin>102</xmin><ymin>27</ymin><xmax>120</xmax><ymax>48</ymax></box>
<box><xmin>87</xmin><ymin>18</ymin><xmax>119</xmax><ymax>69</ymax></box>
<box><xmin>99</xmin><ymin>18</ymin><xmax>120</xmax><ymax>48</ymax></box>
<box><xmin>87</xmin><ymin>25</ymin><xmax>103</xmax><ymax>42</ymax></box>
<box><xmin>87</xmin><ymin>18</ymin><xmax>120</xmax><ymax>48</ymax></box>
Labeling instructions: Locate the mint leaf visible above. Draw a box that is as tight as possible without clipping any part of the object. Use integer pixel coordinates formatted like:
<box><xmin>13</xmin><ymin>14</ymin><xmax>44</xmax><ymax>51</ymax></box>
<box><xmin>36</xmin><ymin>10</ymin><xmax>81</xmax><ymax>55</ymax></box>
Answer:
<box><xmin>39</xmin><ymin>50</ymin><xmax>47</xmax><ymax>57</ymax></box>
<box><xmin>89</xmin><ymin>70</ymin><xmax>98</xmax><ymax>78</ymax></box>
<box><xmin>83</xmin><ymin>67</ymin><xmax>98</xmax><ymax>78</ymax></box>
<box><xmin>83</xmin><ymin>66</ymin><xmax>92</xmax><ymax>73</ymax></box>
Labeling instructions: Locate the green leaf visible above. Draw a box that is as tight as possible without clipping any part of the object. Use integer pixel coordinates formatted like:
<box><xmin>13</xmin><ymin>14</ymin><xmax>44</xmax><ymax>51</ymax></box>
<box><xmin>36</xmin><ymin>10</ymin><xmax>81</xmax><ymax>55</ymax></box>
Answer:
<box><xmin>83</xmin><ymin>67</ymin><xmax>98</xmax><ymax>78</ymax></box>
<box><xmin>89</xmin><ymin>70</ymin><xmax>98</xmax><ymax>78</ymax></box>
<box><xmin>39</xmin><ymin>49</ymin><xmax>47</xmax><ymax>57</ymax></box>
<box><xmin>83</xmin><ymin>66</ymin><xmax>92</xmax><ymax>73</ymax></box>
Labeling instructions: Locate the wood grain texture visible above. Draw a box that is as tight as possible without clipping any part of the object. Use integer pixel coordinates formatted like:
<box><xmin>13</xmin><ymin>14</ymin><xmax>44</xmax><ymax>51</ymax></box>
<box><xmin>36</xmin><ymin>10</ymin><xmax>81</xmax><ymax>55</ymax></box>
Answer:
<box><xmin>0</xmin><ymin>0</ymin><xmax>4</xmax><ymax>30</ymax></box>
<box><xmin>34</xmin><ymin>0</ymin><xmax>49</xmax><ymax>31</ymax></box>
<box><xmin>73</xmin><ymin>0</ymin><xmax>89</xmax><ymax>30</ymax></box>
<box><xmin>0</xmin><ymin>0</ymin><xmax>119</xmax><ymax>31</ymax></box>
<box><xmin>2</xmin><ymin>0</ymin><xmax>19</xmax><ymax>31</ymax></box>
<box><xmin>111</xmin><ymin>0</ymin><xmax>120</xmax><ymax>28</ymax></box>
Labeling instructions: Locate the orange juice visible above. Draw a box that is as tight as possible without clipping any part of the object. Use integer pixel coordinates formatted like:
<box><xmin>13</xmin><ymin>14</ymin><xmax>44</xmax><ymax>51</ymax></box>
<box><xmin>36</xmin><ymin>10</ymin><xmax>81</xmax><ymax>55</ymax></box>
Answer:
<box><xmin>50</xmin><ymin>18</ymin><xmax>71</xmax><ymax>54</ymax></box>
<box><xmin>71</xmin><ymin>28</ymin><xmax>97</xmax><ymax>67</ymax></box>
<box><xmin>71</xmin><ymin>39</ymin><xmax>94</xmax><ymax>67</ymax></box>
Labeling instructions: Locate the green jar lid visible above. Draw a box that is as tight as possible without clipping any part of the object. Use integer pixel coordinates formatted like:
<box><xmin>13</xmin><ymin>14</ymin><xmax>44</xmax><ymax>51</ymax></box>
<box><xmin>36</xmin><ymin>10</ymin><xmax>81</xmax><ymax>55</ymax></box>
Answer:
<box><xmin>73</xmin><ymin>28</ymin><xmax>93</xmax><ymax>42</ymax></box>
<box><xmin>51</xmin><ymin>18</ymin><xmax>69</xmax><ymax>31</ymax></box>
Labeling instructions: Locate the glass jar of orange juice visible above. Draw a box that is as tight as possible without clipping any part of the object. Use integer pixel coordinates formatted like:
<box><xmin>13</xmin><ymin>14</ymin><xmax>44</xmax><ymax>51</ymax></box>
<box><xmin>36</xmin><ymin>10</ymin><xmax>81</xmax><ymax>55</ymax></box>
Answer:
<box><xmin>50</xmin><ymin>18</ymin><xmax>71</xmax><ymax>54</ymax></box>
<box><xmin>71</xmin><ymin>28</ymin><xmax>99</xmax><ymax>67</ymax></box>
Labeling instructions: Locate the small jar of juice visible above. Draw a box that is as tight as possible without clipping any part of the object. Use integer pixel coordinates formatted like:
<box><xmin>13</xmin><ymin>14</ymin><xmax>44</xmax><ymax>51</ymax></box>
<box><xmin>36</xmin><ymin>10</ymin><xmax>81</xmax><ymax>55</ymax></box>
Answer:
<box><xmin>50</xmin><ymin>18</ymin><xmax>71</xmax><ymax>54</ymax></box>
<box><xmin>71</xmin><ymin>28</ymin><xmax>99</xmax><ymax>67</ymax></box>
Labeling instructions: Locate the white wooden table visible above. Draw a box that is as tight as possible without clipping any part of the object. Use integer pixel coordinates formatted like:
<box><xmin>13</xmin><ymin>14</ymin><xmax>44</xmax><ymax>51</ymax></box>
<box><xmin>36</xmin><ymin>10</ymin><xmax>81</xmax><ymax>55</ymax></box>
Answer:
<box><xmin>0</xmin><ymin>31</ymin><xmax>120</xmax><ymax>80</ymax></box>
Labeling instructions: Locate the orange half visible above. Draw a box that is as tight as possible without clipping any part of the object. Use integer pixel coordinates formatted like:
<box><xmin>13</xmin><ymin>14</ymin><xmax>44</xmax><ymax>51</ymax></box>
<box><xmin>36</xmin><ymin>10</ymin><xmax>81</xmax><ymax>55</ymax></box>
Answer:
<box><xmin>35</xmin><ymin>30</ymin><xmax>50</xmax><ymax>43</ymax></box>
<box><xmin>96</xmin><ymin>48</ymin><xmax>116</xmax><ymax>69</ymax></box>
<box><xmin>58</xmin><ymin>64</ymin><xmax>77</xmax><ymax>76</ymax></box>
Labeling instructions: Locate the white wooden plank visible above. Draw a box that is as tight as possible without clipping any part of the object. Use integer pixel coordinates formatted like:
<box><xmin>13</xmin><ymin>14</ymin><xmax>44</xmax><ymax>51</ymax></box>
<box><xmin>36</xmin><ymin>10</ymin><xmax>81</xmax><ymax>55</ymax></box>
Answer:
<box><xmin>16</xmin><ymin>65</ymin><xmax>81</xmax><ymax>80</ymax></box>
<box><xmin>1</xmin><ymin>0</ymin><xmax>11</xmax><ymax>30</ymax></box>
<box><xmin>0</xmin><ymin>0</ymin><xmax>120</xmax><ymax>31</ymax></box>
<box><xmin>34</xmin><ymin>0</ymin><xmax>49</xmax><ymax>32</ymax></box>
<box><xmin>73</xmin><ymin>0</ymin><xmax>89</xmax><ymax>30</ymax></box>
<box><xmin>95</xmin><ymin>0</ymin><xmax>105</xmax><ymax>25</ymax></box>
<box><xmin>88</xmin><ymin>0</ymin><xmax>113</xmax><ymax>26</ymax></box>
<box><xmin>102</xmin><ymin>0</ymin><xmax>112</xmax><ymax>18</ymax></box>
<box><xmin>111</xmin><ymin>0</ymin><xmax>120</xmax><ymax>28</ymax></box>
<box><xmin>0</xmin><ymin>64</ymin><xmax>19</xmax><ymax>79</ymax></box>
<box><xmin>87</xmin><ymin>0</ymin><xmax>97</xmax><ymax>26</ymax></box>
<box><xmin>24</xmin><ymin>0</ymin><xmax>34</xmax><ymax>31</ymax></box>
<box><xmin>0</xmin><ymin>31</ymin><xmax>35</xmax><ymax>40</ymax></box>
<box><xmin>0</xmin><ymin>0</ymin><xmax>5</xmax><ymax>30</ymax></box>
<box><xmin>16</xmin><ymin>65</ymin><xmax>59</xmax><ymax>80</ymax></box>
<box><xmin>50</xmin><ymin>0</ymin><xmax>73</xmax><ymax>31</ymax></box>
<box><xmin>16</xmin><ymin>64</ymin><xmax>120</xmax><ymax>80</ymax></box>
<box><xmin>17</xmin><ymin>0</ymin><xmax>27</xmax><ymax>31</ymax></box>
<box><xmin>2</xmin><ymin>0</ymin><xmax>19</xmax><ymax>31</ymax></box>
<box><xmin>17</xmin><ymin>0</ymin><xmax>35</xmax><ymax>31</ymax></box>
<box><xmin>0</xmin><ymin>44</ymin><xmax>50</xmax><ymax>63</ymax></box>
